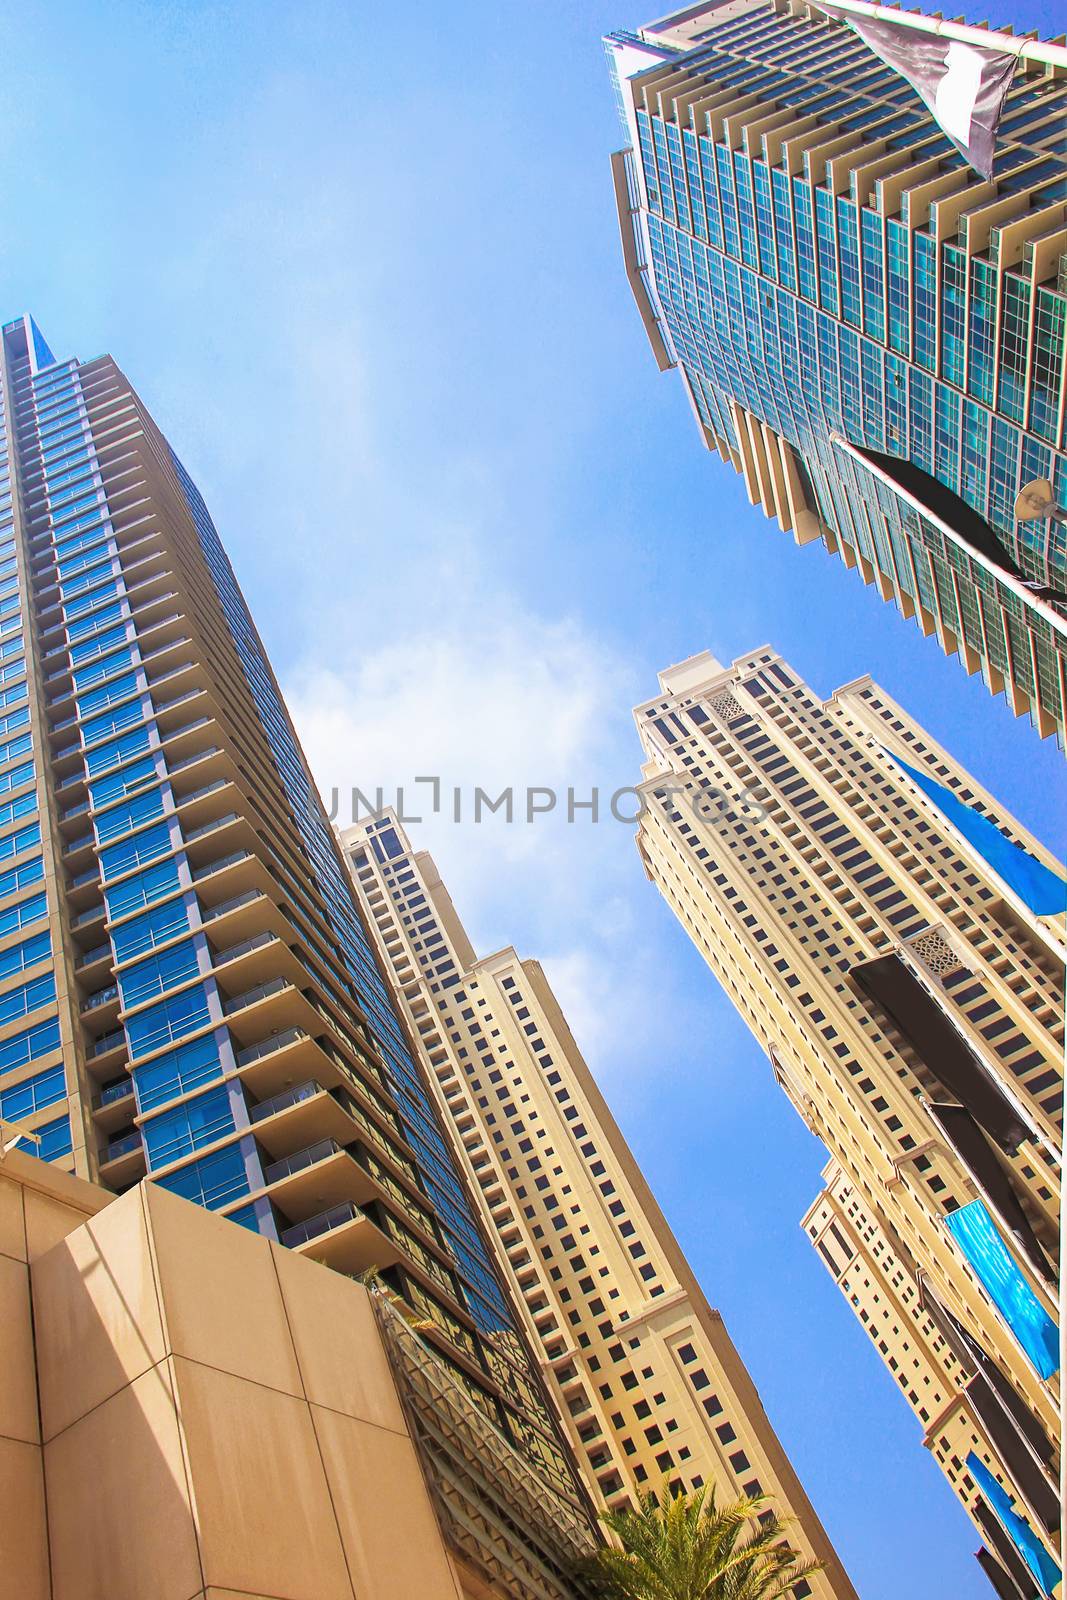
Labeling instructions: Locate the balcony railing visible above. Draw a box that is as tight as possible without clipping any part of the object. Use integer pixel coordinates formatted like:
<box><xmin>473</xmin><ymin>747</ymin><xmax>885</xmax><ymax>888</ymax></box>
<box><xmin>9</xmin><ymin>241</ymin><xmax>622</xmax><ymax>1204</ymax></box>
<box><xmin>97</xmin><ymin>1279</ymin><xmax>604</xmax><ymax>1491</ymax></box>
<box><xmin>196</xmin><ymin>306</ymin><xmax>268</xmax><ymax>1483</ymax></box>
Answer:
<box><xmin>169</xmin><ymin>743</ymin><xmax>221</xmax><ymax>774</ymax></box>
<box><xmin>281</xmin><ymin>1200</ymin><xmax>359</xmax><ymax>1249</ymax></box>
<box><xmin>222</xmin><ymin>976</ymin><xmax>288</xmax><ymax>1016</ymax></box>
<box><xmin>263</xmin><ymin>1138</ymin><xmax>340</xmax><ymax>1187</ymax></box>
<box><xmin>82</xmin><ymin>983</ymin><xmax>118</xmax><ymax>1013</ymax></box>
<box><xmin>104</xmin><ymin>1129</ymin><xmax>142</xmax><ymax>1161</ymax></box>
<box><xmin>176</xmin><ymin>777</ymin><xmax>227</xmax><ymax>808</ymax></box>
<box><xmin>184</xmin><ymin>810</ymin><xmax>239</xmax><ymax>844</ymax></box>
<box><xmin>71</xmin><ymin>904</ymin><xmax>106</xmax><ymax>929</ymax></box>
<box><xmin>235</xmin><ymin>1025</ymin><xmax>307</xmax><ymax>1068</ymax></box>
<box><xmin>249</xmin><ymin>1078</ymin><xmax>322</xmax><ymax>1124</ymax></box>
<box><xmin>98</xmin><ymin>1077</ymin><xmax>134</xmax><ymax>1107</ymax></box>
<box><xmin>214</xmin><ymin>931</ymin><xmax>276</xmax><ymax>967</ymax></box>
<box><xmin>191</xmin><ymin>848</ymin><xmax>250</xmax><ymax>882</ymax></box>
<box><xmin>203</xmin><ymin>888</ymin><xmax>261</xmax><ymax>923</ymax></box>
<box><xmin>89</xmin><ymin>1027</ymin><xmax>125</xmax><ymax>1058</ymax></box>
<box><xmin>75</xmin><ymin>941</ymin><xmax>111</xmax><ymax>969</ymax></box>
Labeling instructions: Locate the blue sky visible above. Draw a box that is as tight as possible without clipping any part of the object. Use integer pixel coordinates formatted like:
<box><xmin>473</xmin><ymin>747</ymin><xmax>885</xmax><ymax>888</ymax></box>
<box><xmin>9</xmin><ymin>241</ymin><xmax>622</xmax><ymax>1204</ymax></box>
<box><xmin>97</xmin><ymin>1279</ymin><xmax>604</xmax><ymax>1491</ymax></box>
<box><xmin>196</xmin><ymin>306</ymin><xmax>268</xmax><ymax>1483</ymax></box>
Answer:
<box><xmin>3</xmin><ymin>1</ymin><xmax>1064</xmax><ymax>1593</ymax></box>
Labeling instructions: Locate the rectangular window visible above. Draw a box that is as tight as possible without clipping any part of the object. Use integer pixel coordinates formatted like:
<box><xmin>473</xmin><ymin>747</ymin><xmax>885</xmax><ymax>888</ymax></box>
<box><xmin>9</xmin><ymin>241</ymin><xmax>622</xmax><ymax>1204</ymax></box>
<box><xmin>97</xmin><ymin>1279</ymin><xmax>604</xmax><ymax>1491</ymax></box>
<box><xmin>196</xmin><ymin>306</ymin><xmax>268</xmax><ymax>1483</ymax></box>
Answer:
<box><xmin>0</xmin><ymin>1015</ymin><xmax>61</xmax><ymax>1077</ymax></box>
<box><xmin>111</xmin><ymin>896</ymin><xmax>190</xmax><ymax>964</ymax></box>
<box><xmin>133</xmin><ymin>1033</ymin><xmax>223</xmax><ymax>1112</ymax></box>
<box><xmin>105</xmin><ymin>855</ymin><xmax>182</xmax><ymax>923</ymax></box>
<box><xmin>119</xmin><ymin>939</ymin><xmax>200</xmax><ymax>1010</ymax></box>
<box><xmin>155</xmin><ymin>1141</ymin><xmax>250</xmax><ymax>1210</ymax></box>
<box><xmin>0</xmin><ymin>929</ymin><xmax>50</xmax><ymax>982</ymax></box>
<box><xmin>100</xmin><ymin>820</ymin><xmax>173</xmax><ymax>883</ymax></box>
<box><xmin>142</xmin><ymin>1084</ymin><xmax>235</xmax><ymax>1169</ymax></box>
<box><xmin>0</xmin><ymin>1061</ymin><xmax>66</xmax><ymax>1120</ymax></box>
<box><xmin>126</xmin><ymin>982</ymin><xmax>212</xmax><ymax>1060</ymax></box>
<box><xmin>18</xmin><ymin>1112</ymin><xmax>72</xmax><ymax>1163</ymax></box>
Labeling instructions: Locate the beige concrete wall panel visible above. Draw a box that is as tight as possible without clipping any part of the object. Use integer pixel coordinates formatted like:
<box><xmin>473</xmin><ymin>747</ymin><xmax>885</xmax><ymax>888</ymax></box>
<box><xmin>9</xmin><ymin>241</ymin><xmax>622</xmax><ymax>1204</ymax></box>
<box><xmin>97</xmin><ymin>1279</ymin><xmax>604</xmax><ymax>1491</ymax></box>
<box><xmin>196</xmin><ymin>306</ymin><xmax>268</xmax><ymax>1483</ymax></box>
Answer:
<box><xmin>0</xmin><ymin>1253</ymin><xmax>42</xmax><ymax>1445</ymax></box>
<box><xmin>311</xmin><ymin>1404</ymin><xmax>463</xmax><ymax>1600</ymax></box>
<box><xmin>0</xmin><ymin>1434</ymin><xmax>50</xmax><ymax>1600</ymax></box>
<box><xmin>32</xmin><ymin>1186</ymin><xmax>165</xmax><ymax>1442</ymax></box>
<box><xmin>271</xmin><ymin>1242</ymin><xmax>406</xmax><ymax>1433</ymax></box>
<box><xmin>171</xmin><ymin>1355</ymin><xmax>353</xmax><ymax>1600</ymax></box>
<box><xmin>44</xmin><ymin>1359</ymin><xmax>202</xmax><ymax>1600</ymax></box>
<box><xmin>144</xmin><ymin>1181</ymin><xmax>302</xmax><ymax>1399</ymax></box>
<box><xmin>0</xmin><ymin>1169</ymin><xmax>27</xmax><ymax>1262</ymax></box>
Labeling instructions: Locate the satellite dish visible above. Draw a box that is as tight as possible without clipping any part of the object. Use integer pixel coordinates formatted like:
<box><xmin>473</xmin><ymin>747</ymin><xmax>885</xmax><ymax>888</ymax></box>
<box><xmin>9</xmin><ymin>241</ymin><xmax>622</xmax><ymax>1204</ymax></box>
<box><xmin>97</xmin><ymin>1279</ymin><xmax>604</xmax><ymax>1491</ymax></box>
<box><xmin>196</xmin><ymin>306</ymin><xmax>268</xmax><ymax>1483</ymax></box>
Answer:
<box><xmin>1013</xmin><ymin>478</ymin><xmax>1064</xmax><ymax>522</ymax></box>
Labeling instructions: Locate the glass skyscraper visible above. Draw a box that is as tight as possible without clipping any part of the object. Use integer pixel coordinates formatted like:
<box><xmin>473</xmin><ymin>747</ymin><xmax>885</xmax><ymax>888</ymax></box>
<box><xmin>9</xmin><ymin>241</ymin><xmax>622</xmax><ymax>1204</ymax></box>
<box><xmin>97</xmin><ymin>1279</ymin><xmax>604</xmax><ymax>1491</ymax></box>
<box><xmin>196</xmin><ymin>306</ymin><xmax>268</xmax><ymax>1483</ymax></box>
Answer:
<box><xmin>0</xmin><ymin>311</ymin><xmax>582</xmax><ymax>1516</ymax></box>
<box><xmin>606</xmin><ymin>0</ymin><xmax>1067</xmax><ymax>744</ymax></box>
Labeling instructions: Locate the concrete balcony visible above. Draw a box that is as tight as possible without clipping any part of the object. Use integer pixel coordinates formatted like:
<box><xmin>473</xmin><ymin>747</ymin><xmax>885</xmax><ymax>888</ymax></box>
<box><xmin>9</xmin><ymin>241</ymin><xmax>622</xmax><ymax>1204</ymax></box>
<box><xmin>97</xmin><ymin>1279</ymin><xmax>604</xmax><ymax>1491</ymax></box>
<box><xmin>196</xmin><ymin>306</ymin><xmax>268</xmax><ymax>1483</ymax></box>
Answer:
<box><xmin>247</xmin><ymin>1078</ymin><xmax>360</xmax><ymax>1160</ymax></box>
<box><xmin>181</xmin><ymin>809</ymin><xmax>258</xmax><ymax>873</ymax></box>
<box><xmin>211</xmin><ymin>932</ymin><xmax>305</xmax><ymax>1001</ymax></box>
<box><xmin>201</xmin><ymin>886</ymin><xmax>290</xmax><ymax>951</ymax></box>
<box><xmin>97</xmin><ymin>1126</ymin><xmax>146</xmax><ymax>1186</ymax></box>
<box><xmin>189</xmin><ymin>847</ymin><xmax>273</xmax><ymax>909</ymax></box>
<box><xmin>282</xmin><ymin>1199</ymin><xmax>404</xmax><ymax>1278</ymax></box>
<box><xmin>80</xmin><ymin>982</ymin><xmax>120</xmax><ymax>1034</ymax></box>
<box><xmin>92</xmin><ymin>1075</ymin><xmax>136</xmax><ymax>1134</ymax></box>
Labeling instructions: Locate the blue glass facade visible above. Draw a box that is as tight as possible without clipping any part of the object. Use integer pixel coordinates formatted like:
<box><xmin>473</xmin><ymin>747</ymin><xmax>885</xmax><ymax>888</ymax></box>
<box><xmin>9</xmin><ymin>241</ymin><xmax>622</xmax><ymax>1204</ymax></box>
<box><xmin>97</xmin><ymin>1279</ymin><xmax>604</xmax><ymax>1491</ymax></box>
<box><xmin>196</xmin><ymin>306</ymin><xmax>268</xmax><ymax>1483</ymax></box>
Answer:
<box><xmin>0</xmin><ymin>313</ymin><xmax>575</xmax><ymax>1495</ymax></box>
<box><xmin>608</xmin><ymin>2</ymin><xmax>1067</xmax><ymax>742</ymax></box>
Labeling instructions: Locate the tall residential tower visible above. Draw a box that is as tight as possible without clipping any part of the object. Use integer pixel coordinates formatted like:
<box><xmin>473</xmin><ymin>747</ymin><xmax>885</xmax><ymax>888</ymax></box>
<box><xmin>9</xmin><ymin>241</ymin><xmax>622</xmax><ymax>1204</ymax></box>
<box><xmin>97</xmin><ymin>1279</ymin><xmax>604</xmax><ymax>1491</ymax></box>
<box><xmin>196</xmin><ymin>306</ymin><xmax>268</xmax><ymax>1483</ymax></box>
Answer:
<box><xmin>633</xmin><ymin>645</ymin><xmax>1063</xmax><ymax>1596</ymax></box>
<box><xmin>341</xmin><ymin>809</ymin><xmax>858</xmax><ymax>1599</ymax></box>
<box><xmin>0</xmin><ymin>312</ymin><xmax>595</xmax><ymax>1599</ymax></box>
<box><xmin>606</xmin><ymin>1</ymin><xmax>1067</xmax><ymax>742</ymax></box>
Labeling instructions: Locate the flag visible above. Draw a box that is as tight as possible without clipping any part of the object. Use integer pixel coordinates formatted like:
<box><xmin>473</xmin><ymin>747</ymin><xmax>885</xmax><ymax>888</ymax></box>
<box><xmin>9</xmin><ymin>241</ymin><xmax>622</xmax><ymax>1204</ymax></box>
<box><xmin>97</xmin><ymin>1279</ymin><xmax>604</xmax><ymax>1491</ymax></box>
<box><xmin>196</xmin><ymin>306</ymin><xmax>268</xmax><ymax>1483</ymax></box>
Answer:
<box><xmin>884</xmin><ymin>748</ymin><xmax>1067</xmax><ymax>916</ymax></box>
<box><xmin>816</xmin><ymin>3</ymin><xmax>1017</xmax><ymax>179</ymax></box>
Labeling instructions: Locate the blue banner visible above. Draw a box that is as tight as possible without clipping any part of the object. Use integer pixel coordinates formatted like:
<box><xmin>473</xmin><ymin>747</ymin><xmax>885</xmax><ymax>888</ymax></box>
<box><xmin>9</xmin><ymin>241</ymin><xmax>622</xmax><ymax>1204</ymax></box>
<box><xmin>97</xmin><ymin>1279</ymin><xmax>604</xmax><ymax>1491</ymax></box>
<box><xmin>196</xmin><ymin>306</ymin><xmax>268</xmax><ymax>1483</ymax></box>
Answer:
<box><xmin>944</xmin><ymin>1199</ymin><xmax>1058</xmax><ymax>1380</ymax></box>
<box><xmin>966</xmin><ymin>1452</ymin><xmax>1061</xmax><ymax>1597</ymax></box>
<box><xmin>886</xmin><ymin>750</ymin><xmax>1067</xmax><ymax>915</ymax></box>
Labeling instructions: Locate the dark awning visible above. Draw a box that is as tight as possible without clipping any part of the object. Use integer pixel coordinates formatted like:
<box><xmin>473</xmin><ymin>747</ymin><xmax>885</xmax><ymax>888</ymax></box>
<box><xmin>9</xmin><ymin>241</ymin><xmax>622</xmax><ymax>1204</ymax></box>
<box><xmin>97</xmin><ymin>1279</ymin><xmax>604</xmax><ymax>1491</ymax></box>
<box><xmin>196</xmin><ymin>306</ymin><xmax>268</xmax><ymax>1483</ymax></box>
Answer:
<box><xmin>852</xmin><ymin>954</ymin><xmax>1030</xmax><ymax>1153</ymax></box>
<box><xmin>922</xmin><ymin>1285</ymin><xmax>1059</xmax><ymax>1536</ymax></box>
<box><xmin>976</xmin><ymin>1542</ymin><xmax>1039</xmax><ymax>1600</ymax></box>
<box><xmin>856</xmin><ymin>443</ymin><xmax>1067</xmax><ymax>605</ymax></box>
<box><xmin>928</xmin><ymin>1103</ymin><xmax>1054</xmax><ymax>1281</ymax></box>
<box><xmin>974</xmin><ymin>1501</ymin><xmax>1044</xmax><ymax>1599</ymax></box>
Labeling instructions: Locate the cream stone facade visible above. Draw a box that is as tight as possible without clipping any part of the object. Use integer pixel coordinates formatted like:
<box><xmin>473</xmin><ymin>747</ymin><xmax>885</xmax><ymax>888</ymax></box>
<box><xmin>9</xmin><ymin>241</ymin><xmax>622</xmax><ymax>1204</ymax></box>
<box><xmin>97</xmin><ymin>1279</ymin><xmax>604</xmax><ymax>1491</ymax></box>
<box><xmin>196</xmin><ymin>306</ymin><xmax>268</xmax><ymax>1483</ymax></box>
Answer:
<box><xmin>0</xmin><ymin>1144</ymin><xmax>596</xmax><ymax>1600</ymax></box>
<box><xmin>633</xmin><ymin>645</ymin><xmax>1063</xmax><ymax>1594</ymax></box>
<box><xmin>340</xmin><ymin>812</ymin><xmax>858</xmax><ymax>1600</ymax></box>
<box><xmin>803</xmin><ymin>1160</ymin><xmax>1059</xmax><ymax>1595</ymax></box>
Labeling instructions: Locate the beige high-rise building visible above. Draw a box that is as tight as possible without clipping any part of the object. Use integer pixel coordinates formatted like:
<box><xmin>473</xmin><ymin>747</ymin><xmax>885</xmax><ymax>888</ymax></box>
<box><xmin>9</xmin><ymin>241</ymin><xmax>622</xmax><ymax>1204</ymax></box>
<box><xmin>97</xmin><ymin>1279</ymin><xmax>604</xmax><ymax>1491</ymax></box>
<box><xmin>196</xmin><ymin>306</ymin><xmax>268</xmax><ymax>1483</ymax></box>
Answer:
<box><xmin>340</xmin><ymin>811</ymin><xmax>858</xmax><ymax>1600</ymax></box>
<box><xmin>803</xmin><ymin>1160</ymin><xmax>1058</xmax><ymax>1598</ymax></box>
<box><xmin>633</xmin><ymin>646</ymin><xmax>1063</xmax><ymax>1596</ymax></box>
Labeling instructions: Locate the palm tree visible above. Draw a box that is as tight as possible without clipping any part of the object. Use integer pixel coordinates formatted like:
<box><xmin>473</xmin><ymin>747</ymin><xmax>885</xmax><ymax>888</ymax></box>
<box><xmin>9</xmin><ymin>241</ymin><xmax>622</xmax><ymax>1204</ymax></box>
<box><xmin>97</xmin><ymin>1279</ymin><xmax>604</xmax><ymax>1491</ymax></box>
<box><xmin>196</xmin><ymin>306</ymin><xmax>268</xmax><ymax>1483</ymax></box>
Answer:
<box><xmin>581</xmin><ymin>1478</ymin><xmax>822</xmax><ymax>1600</ymax></box>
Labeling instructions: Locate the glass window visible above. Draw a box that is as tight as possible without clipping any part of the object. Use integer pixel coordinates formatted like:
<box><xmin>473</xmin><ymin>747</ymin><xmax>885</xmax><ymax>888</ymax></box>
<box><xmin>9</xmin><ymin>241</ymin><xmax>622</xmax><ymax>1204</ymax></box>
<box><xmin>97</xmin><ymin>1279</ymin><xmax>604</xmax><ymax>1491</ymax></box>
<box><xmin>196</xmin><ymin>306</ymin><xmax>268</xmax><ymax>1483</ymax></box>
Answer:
<box><xmin>100</xmin><ymin>820</ymin><xmax>173</xmax><ymax>883</ymax></box>
<box><xmin>112</xmin><ymin>896</ymin><xmax>191</xmax><ymax>963</ymax></box>
<box><xmin>126</xmin><ymin>982</ymin><xmax>212</xmax><ymax>1060</ymax></box>
<box><xmin>0</xmin><ymin>1015</ymin><xmax>61</xmax><ymax>1076</ymax></box>
<box><xmin>154</xmin><ymin>1140</ymin><xmax>250</xmax><ymax>1210</ymax></box>
<box><xmin>17</xmin><ymin>1112</ymin><xmax>72</xmax><ymax>1163</ymax></box>
<box><xmin>143</xmin><ymin>1084</ymin><xmax>235</xmax><ymax>1169</ymax></box>
<box><xmin>119</xmin><ymin>938</ymin><xmax>200</xmax><ymax>1010</ymax></box>
<box><xmin>0</xmin><ymin>1061</ymin><xmax>66</xmax><ymax>1120</ymax></box>
<box><xmin>105</xmin><ymin>855</ymin><xmax>182</xmax><ymax>922</ymax></box>
<box><xmin>133</xmin><ymin>1033</ymin><xmax>223</xmax><ymax>1112</ymax></box>
<box><xmin>0</xmin><ymin>930</ymin><xmax>50</xmax><ymax>981</ymax></box>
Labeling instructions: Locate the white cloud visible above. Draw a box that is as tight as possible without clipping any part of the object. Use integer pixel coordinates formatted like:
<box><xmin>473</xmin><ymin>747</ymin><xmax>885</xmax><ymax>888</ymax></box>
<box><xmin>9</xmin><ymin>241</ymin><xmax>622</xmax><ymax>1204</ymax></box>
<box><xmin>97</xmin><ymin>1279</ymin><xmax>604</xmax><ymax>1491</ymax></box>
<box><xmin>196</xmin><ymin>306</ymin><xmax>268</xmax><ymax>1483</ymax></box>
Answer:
<box><xmin>283</xmin><ymin>580</ymin><xmax>679</xmax><ymax>1080</ymax></box>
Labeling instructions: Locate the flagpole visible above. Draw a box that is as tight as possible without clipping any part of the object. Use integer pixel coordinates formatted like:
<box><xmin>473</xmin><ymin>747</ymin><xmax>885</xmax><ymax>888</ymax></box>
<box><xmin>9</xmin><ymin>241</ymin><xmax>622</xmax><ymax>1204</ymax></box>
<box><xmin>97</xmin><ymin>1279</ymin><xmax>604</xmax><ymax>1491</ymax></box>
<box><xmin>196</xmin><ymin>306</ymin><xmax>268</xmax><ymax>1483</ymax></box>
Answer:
<box><xmin>810</xmin><ymin>0</ymin><xmax>1067</xmax><ymax>72</ymax></box>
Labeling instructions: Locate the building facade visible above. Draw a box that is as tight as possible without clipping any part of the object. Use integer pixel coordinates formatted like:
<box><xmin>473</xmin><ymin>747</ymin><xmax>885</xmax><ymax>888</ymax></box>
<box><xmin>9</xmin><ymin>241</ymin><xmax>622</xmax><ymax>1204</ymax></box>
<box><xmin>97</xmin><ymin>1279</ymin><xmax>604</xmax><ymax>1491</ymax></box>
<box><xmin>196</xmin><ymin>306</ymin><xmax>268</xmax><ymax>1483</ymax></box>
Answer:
<box><xmin>340</xmin><ymin>810</ymin><xmax>858</xmax><ymax>1600</ymax></box>
<box><xmin>0</xmin><ymin>313</ymin><xmax>593</xmax><ymax>1592</ymax></box>
<box><xmin>633</xmin><ymin>645</ymin><xmax>1063</xmax><ymax>1594</ymax></box>
<box><xmin>606</xmin><ymin>0</ymin><xmax>1067</xmax><ymax>743</ymax></box>
<box><xmin>803</xmin><ymin>1160</ymin><xmax>1060</xmax><ymax>1600</ymax></box>
<box><xmin>1</xmin><ymin>1145</ymin><xmax>597</xmax><ymax>1600</ymax></box>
